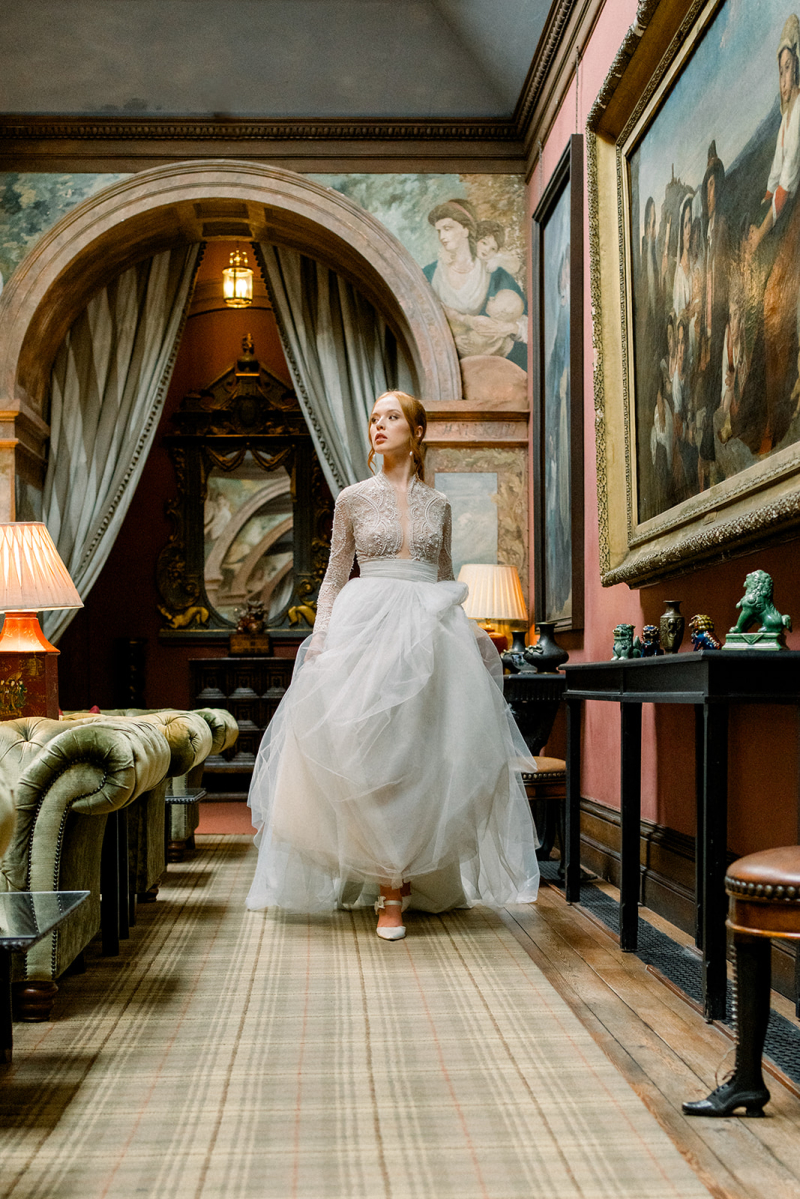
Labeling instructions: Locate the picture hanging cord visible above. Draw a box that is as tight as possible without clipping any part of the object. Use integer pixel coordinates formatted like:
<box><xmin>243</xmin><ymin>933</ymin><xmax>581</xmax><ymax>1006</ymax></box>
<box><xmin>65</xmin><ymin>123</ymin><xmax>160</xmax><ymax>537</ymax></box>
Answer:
<box><xmin>538</xmin><ymin>139</ymin><xmax>543</xmax><ymax>203</ymax></box>
<box><xmin>575</xmin><ymin>46</ymin><xmax>581</xmax><ymax>134</ymax></box>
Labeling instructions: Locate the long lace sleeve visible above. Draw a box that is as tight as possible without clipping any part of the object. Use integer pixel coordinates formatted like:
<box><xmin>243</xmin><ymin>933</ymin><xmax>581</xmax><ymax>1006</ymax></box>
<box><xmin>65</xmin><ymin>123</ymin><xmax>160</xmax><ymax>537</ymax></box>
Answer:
<box><xmin>314</xmin><ymin>491</ymin><xmax>356</xmax><ymax>637</ymax></box>
<box><xmin>437</xmin><ymin>501</ymin><xmax>455</xmax><ymax>582</ymax></box>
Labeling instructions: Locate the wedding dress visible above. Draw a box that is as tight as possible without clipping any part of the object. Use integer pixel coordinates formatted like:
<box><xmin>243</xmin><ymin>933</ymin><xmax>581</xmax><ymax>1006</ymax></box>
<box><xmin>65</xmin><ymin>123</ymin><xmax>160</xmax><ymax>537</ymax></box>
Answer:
<box><xmin>245</xmin><ymin>470</ymin><xmax>540</xmax><ymax>913</ymax></box>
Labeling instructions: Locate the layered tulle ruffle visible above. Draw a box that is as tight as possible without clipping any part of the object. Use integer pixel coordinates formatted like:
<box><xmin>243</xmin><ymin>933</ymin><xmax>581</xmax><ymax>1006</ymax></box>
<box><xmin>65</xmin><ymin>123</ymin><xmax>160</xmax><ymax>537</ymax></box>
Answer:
<box><xmin>246</xmin><ymin>560</ymin><xmax>540</xmax><ymax>913</ymax></box>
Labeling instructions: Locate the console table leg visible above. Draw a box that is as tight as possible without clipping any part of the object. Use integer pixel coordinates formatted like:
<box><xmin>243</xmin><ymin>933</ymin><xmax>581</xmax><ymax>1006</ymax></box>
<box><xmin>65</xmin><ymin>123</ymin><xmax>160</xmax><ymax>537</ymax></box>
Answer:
<box><xmin>0</xmin><ymin>952</ymin><xmax>11</xmax><ymax>1065</ymax></box>
<box><xmin>701</xmin><ymin>702</ymin><xmax>729</xmax><ymax>1022</ymax></box>
<box><xmin>565</xmin><ymin>698</ymin><xmax>582</xmax><ymax>903</ymax></box>
<box><xmin>694</xmin><ymin>704</ymin><xmax>706</xmax><ymax>951</ymax></box>
<box><xmin>620</xmin><ymin>703</ymin><xmax>642</xmax><ymax>952</ymax></box>
<box><xmin>117</xmin><ymin>809</ymin><xmax>130</xmax><ymax>940</ymax></box>
<box><xmin>100</xmin><ymin>812</ymin><xmax>120</xmax><ymax>957</ymax></box>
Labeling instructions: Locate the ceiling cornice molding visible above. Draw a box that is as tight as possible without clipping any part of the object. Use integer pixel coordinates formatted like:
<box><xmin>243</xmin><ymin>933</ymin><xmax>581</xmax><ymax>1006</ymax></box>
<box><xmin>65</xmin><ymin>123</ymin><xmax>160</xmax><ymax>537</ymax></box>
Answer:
<box><xmin>514</xmin><ymin>0</ymin><xmax>580</xmax><ymax>132</ymax></box>
<box><xmin>518</xmin><ymin>0</ymin><xmax>606</xmax><ymax>178</ymax></box>
<box><xmin>0</xmin><ymin>115</ymin><xmax>521</xmax><ymax>143</ymax></box>
<box><xmin>0</xmin><ymin>115</ymin><xmax>525</xmax><ymax>171</ymax></box>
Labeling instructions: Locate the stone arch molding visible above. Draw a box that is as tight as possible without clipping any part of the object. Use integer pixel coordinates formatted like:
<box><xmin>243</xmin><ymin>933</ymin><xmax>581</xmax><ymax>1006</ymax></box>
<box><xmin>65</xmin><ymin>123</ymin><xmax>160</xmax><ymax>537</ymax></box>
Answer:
<box><xmin>0</xmin><ymin>160</ymin><xmax>461</xmax><ymax>517</ymax></box>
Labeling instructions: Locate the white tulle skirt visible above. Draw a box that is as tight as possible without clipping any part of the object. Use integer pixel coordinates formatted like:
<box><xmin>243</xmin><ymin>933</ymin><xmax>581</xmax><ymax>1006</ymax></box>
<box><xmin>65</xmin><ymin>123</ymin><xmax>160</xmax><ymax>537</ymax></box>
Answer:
<box><xmin>245</xmin><ymin>559</ymin><xmax>540</xmax><ymax>913</ymax></box>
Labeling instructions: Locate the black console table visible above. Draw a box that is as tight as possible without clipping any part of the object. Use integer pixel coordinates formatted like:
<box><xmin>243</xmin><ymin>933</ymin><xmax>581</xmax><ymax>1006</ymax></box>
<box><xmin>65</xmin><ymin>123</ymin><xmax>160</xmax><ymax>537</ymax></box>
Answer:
<box><xmin>563</xmin><ymin>651</ymin><xmax>800</xmax><ymax>1021</ymax></box>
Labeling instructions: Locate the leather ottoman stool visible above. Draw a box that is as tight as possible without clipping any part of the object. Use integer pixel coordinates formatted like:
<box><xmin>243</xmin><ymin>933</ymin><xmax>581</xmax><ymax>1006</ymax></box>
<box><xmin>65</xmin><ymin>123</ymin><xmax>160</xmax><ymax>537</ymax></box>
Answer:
<box><xmin>684</xmin><ymin>846</ymin><xmax>800</xmax><ymax>1117</ymax></box>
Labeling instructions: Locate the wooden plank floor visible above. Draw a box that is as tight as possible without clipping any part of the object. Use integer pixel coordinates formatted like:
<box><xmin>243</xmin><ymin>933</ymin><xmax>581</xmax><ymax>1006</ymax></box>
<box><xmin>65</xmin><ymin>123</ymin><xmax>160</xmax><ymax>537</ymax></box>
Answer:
<box><xmin>502</xmin><ymin>879</ymin><xmax>800</xmax><ymax>1199</ymax></box>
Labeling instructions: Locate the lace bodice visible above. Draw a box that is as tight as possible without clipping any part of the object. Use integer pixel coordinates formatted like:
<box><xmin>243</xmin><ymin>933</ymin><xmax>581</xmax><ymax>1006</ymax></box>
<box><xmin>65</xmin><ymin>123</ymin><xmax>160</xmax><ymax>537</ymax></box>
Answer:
<box><xmin>315</xmin><ymin>473</ymin><xmax>454</xmax><ymax>634</ymax></box>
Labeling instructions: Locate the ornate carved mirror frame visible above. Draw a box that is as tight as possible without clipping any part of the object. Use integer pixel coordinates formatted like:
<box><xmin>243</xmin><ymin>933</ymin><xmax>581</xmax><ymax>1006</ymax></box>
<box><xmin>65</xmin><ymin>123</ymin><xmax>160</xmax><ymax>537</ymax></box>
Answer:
<box><xmin>156</xmin><ymin>335</ymin><xmax>333</xmax><ymax>638</ymax></box>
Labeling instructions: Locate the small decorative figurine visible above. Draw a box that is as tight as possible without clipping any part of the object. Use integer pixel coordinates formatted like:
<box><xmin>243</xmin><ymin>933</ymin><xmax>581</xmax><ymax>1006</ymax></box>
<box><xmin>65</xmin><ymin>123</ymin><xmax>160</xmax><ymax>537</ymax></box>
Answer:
<box><xmin>659</xmin><ymin>600</ymin><xmax>685</xmax><ymax>653</ymax></box>
<box><xmin>611</xmin><ymin>624</ymin><xmax>641</xmax><ymax>659</ymax></box>
<box><xmin>639</xmin><ymin>625</ymin><xmax>663</xmax><ymax>656</ymax></box>
<box><xmin>235</xmin><ymin>599</ymin><xmax>267</xmax><ymax>634</ymax></box>
<box><xmin>723</xmin><ymin>570</ymin><xmax>792</xmax><ymax>651</ymax></box>
<box><xmin>689</xmin><ymin>614</ymin><xmax>721</xmax><ymax>651</ymax></box>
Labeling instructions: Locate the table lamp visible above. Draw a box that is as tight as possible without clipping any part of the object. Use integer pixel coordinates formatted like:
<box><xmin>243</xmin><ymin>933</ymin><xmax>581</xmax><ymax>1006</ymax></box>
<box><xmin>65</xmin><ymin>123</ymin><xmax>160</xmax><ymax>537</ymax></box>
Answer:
<box><xmin>0</xmin><ymin>523</ymin><xmax>83</xmax><ymax>719</ymax></box>
<box><xmin>457</xmin><ymin>563</ymin><xmax>528</xmax><ymax>653</ymax></box>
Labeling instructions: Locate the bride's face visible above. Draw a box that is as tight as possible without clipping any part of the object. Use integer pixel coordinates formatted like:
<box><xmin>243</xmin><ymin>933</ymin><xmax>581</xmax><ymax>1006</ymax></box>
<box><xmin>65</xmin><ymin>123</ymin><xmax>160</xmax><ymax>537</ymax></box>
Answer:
<box><xmin>370</xmin><ymin>397</ymin><xmax>416</xmax><ymax>457</ymax></box>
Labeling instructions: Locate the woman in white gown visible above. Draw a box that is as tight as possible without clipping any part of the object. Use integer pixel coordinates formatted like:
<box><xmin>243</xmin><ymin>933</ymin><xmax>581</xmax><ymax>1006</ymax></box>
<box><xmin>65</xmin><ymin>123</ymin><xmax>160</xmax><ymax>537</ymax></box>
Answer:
<box><xmin>246</xmin><ymin>390</ymin><xmax>540</xmax><ymax>938</ymax></box>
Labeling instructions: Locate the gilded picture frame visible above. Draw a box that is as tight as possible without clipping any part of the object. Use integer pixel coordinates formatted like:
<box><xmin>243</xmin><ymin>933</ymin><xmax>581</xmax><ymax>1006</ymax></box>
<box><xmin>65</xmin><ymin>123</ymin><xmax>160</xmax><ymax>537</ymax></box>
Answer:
<box><xmin>588</xmin><ymin>0</ymin><xmax>800</xmax><ymax>587</ymax></box>
<box><xmin>532</xmin><ymin>135</ymin><xmax>584</xmax><ymax>628</ymax></box>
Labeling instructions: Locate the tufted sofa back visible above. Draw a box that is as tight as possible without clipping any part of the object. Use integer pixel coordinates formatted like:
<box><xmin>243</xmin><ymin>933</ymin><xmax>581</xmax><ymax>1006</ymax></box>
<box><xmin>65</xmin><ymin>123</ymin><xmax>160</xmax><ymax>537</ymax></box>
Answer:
<box><xmin>62</xmin><ymin>710</ymin><xmax>213</xmax><ymax>777</ymax></box>
<box><xmin>0</xmin><ymin>716</ymin><xmax>170</xmax><ymax>894</ymax></box>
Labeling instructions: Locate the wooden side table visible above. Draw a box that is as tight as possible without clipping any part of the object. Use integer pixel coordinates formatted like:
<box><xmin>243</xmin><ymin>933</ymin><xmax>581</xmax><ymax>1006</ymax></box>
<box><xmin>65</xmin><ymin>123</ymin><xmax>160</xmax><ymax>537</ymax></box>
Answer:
<box><xmin>503</xmin><ymin>671</ymin><xmax>566</xmax><ymax>755</ymax></box>
<box><xmin>504</xmin><ymin>671</ymin><xmax>566</xmax><ymax>861</ymax></box>
<box><xmin>165</xmin><ymin>787</ymin><xmax>207</xmax><ymax>861</ymax></box>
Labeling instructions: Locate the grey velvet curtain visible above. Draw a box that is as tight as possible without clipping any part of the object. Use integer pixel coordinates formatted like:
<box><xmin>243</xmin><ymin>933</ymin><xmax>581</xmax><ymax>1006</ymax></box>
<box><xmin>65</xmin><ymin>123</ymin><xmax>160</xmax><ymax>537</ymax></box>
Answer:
<box><xmin>258</xmin><ymin>243</ymin><xmax>413</xmax><ymax>496</ymax></box>
<box><xmin>43</xmin><ymin>244</ymin><xmax>201</xmax><ymax>643</ymax></box>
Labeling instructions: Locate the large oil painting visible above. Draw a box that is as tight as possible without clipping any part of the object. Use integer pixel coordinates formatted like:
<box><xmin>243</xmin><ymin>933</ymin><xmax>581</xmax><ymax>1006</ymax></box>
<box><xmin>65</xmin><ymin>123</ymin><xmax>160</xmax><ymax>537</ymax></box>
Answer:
<box><xmin>532</xmin><ymin>137</ymin><xmax>583</xmax><ymax>629</ymax></box>
<box><xmin>590</xmin><ymin>0</ymin><xmax>800</xmax><ymax>586</ymax></box>
<box><xmin>632</xmin><ymin>0</ymin><xmax>800</xmax><ymax>524</ymax></box>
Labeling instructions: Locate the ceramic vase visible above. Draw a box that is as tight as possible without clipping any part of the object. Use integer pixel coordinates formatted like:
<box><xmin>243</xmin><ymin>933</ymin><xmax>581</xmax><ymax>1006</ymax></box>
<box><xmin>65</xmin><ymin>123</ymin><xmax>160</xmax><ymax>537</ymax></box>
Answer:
<box><xmin>522</xmin><ymin>621</ymin><xmax>569</xmax><ymax>673</ymax></box>
<box><xmin>659</xmin><ymin>600</ymin><xmax>685</xmax><ymax>654</ymax></box>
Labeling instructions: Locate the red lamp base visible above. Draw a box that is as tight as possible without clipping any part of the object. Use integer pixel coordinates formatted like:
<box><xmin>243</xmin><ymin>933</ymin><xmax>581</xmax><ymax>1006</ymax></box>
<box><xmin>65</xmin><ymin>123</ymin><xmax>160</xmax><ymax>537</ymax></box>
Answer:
<box><xmin>0</xmin><ymin>613</ymin><xmax>60</xmax><ymax>720</ymax></box>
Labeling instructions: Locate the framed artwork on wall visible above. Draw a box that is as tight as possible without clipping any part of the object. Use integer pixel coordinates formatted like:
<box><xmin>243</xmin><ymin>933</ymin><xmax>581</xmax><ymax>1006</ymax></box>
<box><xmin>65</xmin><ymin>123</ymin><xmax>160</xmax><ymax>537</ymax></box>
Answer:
<box><xmin>532</xmin><ymin>134</ymin><xmax>584</xmax><ymax>629</ymax></box>
<box><xmin>589</xmin><ymin>0</ymin><xmax>800</xmax><ymax>587</ymax></box>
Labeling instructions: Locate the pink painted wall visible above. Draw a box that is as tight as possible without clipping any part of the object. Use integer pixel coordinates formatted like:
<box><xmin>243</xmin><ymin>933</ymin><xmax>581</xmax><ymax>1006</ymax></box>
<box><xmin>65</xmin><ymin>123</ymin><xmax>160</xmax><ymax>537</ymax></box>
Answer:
<box><xmin>529</xmin><ymin>0</ymin><xmax>799</xmax><ymax>855</ymax></box>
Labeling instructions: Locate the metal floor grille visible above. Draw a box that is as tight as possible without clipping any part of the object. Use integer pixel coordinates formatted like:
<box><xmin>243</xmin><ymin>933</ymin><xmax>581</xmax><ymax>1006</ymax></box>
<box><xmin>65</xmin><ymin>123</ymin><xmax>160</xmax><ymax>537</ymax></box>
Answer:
<box><xmin>539</xmin><ymin>861</ymin><xmax>800</xmax><ymax>1089</ymax></box>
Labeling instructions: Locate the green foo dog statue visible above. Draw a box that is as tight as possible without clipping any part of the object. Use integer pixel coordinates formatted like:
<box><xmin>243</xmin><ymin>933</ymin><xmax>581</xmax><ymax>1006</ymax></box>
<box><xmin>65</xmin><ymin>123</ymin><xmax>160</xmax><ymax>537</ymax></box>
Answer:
<box><xmin>611</xmin><ymin>623</ymin><xmax>641</xmax><ymax>660</ymax></box>
<box><xmin>723</xmin><ymin>570</ymin><xmax>792</xmax><ymax>651</ymax></box>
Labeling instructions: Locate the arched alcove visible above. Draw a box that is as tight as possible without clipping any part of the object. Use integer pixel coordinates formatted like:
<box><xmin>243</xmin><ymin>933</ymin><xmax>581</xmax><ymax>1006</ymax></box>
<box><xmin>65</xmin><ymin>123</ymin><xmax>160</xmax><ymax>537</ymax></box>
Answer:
<box><xmin>0</xmin><ymin>160</ymin><xmax>460</xmax><ymax>517</ymax></box>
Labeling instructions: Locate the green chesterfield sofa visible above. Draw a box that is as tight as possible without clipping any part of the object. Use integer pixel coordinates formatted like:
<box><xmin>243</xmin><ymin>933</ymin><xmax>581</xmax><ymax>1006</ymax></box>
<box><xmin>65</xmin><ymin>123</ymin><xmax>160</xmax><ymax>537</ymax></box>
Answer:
<box><xmin>0</xmin><ymin>777</ymin><xmax>14</xmax><ymax>862</ymax></box>
<box><xmin>168</xmin><ymin>708</ymin><xmax>240</xmax><ymax>860</ymax></box>
<box><xmin>0</xmin><ymin>715</ymin><xmax>170</xmax><ymax>1019</ymax></box>
<box><xmin>62</xmin><ymin>710</ymin><xmax>213</xmax><ymax>905</ymax></box>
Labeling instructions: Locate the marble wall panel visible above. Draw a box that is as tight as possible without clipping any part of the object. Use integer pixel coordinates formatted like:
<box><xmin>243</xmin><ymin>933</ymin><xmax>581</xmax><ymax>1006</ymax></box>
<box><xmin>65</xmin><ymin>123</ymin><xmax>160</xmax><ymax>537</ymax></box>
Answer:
<box><xmin>427</xmin><ymin>446</ymin><xmax>528</xmax><ymax>603</ymax></box>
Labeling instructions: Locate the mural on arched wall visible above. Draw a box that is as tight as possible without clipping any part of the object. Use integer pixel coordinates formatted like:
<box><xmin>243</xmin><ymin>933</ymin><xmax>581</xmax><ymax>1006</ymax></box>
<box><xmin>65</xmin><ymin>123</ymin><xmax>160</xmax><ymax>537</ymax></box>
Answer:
<box><xmin>0</xmin><ymin>164</ymin><xmax>529</xmax><ymax>602</ymax></box>
<box><xmin>0</xmin><ymin>169</ymin><xmax>527</xmax><ymax>413</ymax></box>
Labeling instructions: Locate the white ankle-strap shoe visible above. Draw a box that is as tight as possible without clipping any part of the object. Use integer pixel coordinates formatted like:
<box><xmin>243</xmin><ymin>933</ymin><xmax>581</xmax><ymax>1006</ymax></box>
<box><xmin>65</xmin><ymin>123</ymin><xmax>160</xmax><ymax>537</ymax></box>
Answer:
<box><xmin>374</xmin><ymin>896</ymin><xmax>406</xmax><ymax>941</ymax></box>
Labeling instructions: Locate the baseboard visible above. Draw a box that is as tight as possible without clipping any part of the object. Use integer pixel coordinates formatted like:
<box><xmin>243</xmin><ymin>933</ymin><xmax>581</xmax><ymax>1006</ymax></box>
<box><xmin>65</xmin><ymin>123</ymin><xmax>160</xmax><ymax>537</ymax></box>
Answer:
<box><xmin>579</xmin><ymin>798</ymin><xmax>797</xmax><ymax>1004</ymax></box>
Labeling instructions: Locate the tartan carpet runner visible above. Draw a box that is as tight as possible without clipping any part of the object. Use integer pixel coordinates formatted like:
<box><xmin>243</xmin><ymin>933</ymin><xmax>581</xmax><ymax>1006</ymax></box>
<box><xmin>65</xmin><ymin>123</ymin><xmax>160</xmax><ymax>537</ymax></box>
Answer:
<box><xmin>1</xmin><ymin>837</ymin><xmax>710</xmax><ymax>1199</ymax></box>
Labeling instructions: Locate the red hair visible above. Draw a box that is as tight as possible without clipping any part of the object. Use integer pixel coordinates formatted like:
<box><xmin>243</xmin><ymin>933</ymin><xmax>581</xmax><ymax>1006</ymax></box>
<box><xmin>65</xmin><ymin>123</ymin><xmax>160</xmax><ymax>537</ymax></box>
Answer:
<box><xmin>367</xmin><ymin>391</ymin><xmax>427</xmax><ymax>480</ymax></box>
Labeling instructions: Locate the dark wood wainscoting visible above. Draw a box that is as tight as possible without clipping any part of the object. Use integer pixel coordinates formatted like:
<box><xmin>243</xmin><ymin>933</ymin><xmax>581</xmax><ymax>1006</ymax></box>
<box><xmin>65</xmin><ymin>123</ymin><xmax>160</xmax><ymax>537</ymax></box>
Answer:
<box><xmin>579</xmin><ymin>799</ymin><xmax>797</xmax><ymax>1003</ymax></box>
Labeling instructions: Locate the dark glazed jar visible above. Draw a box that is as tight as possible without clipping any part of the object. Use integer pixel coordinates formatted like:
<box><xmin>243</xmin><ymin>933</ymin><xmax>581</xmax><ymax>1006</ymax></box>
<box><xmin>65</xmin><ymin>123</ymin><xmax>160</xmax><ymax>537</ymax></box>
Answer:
<box><xmin>522</xmin><ymin>621</ymin><xmax>569</xmax><ymax>674</ymax></box>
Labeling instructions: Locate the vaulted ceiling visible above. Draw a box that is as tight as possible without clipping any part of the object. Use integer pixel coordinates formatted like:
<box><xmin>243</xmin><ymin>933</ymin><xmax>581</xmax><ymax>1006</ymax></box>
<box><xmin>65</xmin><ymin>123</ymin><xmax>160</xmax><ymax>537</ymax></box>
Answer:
<box><xmin>0</xmin><ymin>0</ymin><xmax>553</xmax><ymax>120</ymax></box>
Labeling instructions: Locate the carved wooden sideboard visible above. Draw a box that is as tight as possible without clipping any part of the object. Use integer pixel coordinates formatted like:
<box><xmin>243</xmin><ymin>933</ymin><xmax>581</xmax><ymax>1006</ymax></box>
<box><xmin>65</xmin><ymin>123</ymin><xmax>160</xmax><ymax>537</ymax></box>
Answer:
<box><xmin>190</xmin><ymin>656</ymin><xmax>294</xmax><ymax>798</ymax></box>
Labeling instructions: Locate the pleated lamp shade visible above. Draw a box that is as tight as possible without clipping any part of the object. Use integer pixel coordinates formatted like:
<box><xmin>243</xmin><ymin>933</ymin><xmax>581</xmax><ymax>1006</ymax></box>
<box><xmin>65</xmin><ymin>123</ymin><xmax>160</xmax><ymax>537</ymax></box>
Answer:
<box><xmin>0</xmin><ymin>523</ymin><xmax>83</xmax><ymax>612</ymax></box>
<box><xmin>457</xmin><ymin>564</ymin><xmax>527</xmax><ymax>622</ymax></box>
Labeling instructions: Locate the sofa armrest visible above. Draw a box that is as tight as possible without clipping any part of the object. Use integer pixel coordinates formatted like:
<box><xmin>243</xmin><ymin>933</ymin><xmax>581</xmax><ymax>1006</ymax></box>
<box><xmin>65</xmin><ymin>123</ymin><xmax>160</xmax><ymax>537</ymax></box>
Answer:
<box><xmin>193</xmin><ymin>707</ymin><xmax>240</xmax><ymax>755</ymax></box>
<box><xmin>0</xmin><ymin>718</ymin><xmax>170</xmax><ymax>892</ymax></box>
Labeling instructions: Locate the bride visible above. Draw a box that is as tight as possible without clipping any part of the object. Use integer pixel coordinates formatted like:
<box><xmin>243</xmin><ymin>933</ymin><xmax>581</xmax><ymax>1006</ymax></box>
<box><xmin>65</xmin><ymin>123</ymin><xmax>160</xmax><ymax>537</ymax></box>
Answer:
<box><xmin>245</xmin><ymin>390</ymin><xmax>540</xmax><ymax>939</ymax></box>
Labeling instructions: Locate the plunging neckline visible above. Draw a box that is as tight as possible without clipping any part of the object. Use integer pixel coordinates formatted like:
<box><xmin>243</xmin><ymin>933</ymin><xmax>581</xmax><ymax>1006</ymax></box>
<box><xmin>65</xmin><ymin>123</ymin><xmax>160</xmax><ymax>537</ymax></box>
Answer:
<box><xmin>378</xmin><ymin>470</ymin><xmax>417</xmax><ymax>559</ymax></box>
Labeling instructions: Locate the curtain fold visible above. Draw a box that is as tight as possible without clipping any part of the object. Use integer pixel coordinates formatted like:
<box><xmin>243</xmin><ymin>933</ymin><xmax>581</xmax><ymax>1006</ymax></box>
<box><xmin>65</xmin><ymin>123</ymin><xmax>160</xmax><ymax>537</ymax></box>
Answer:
<box><xmin>257</xmin><ymin>243</ymin><xmax>413</xmax><ymax>496</ymax></box>
<box><xmin>43</xmin><ymin>244</ymin><xmax>201</xmax><ymax>643</ymax></box>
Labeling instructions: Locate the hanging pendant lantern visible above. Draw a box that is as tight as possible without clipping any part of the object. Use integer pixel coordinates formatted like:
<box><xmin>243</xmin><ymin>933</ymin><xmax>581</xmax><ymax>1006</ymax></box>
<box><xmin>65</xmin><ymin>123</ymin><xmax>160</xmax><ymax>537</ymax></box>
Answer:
<box><xmin>222</xmin><ymin>246</ymin><xmax>253</xmax><ymax>308</ymax></box>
